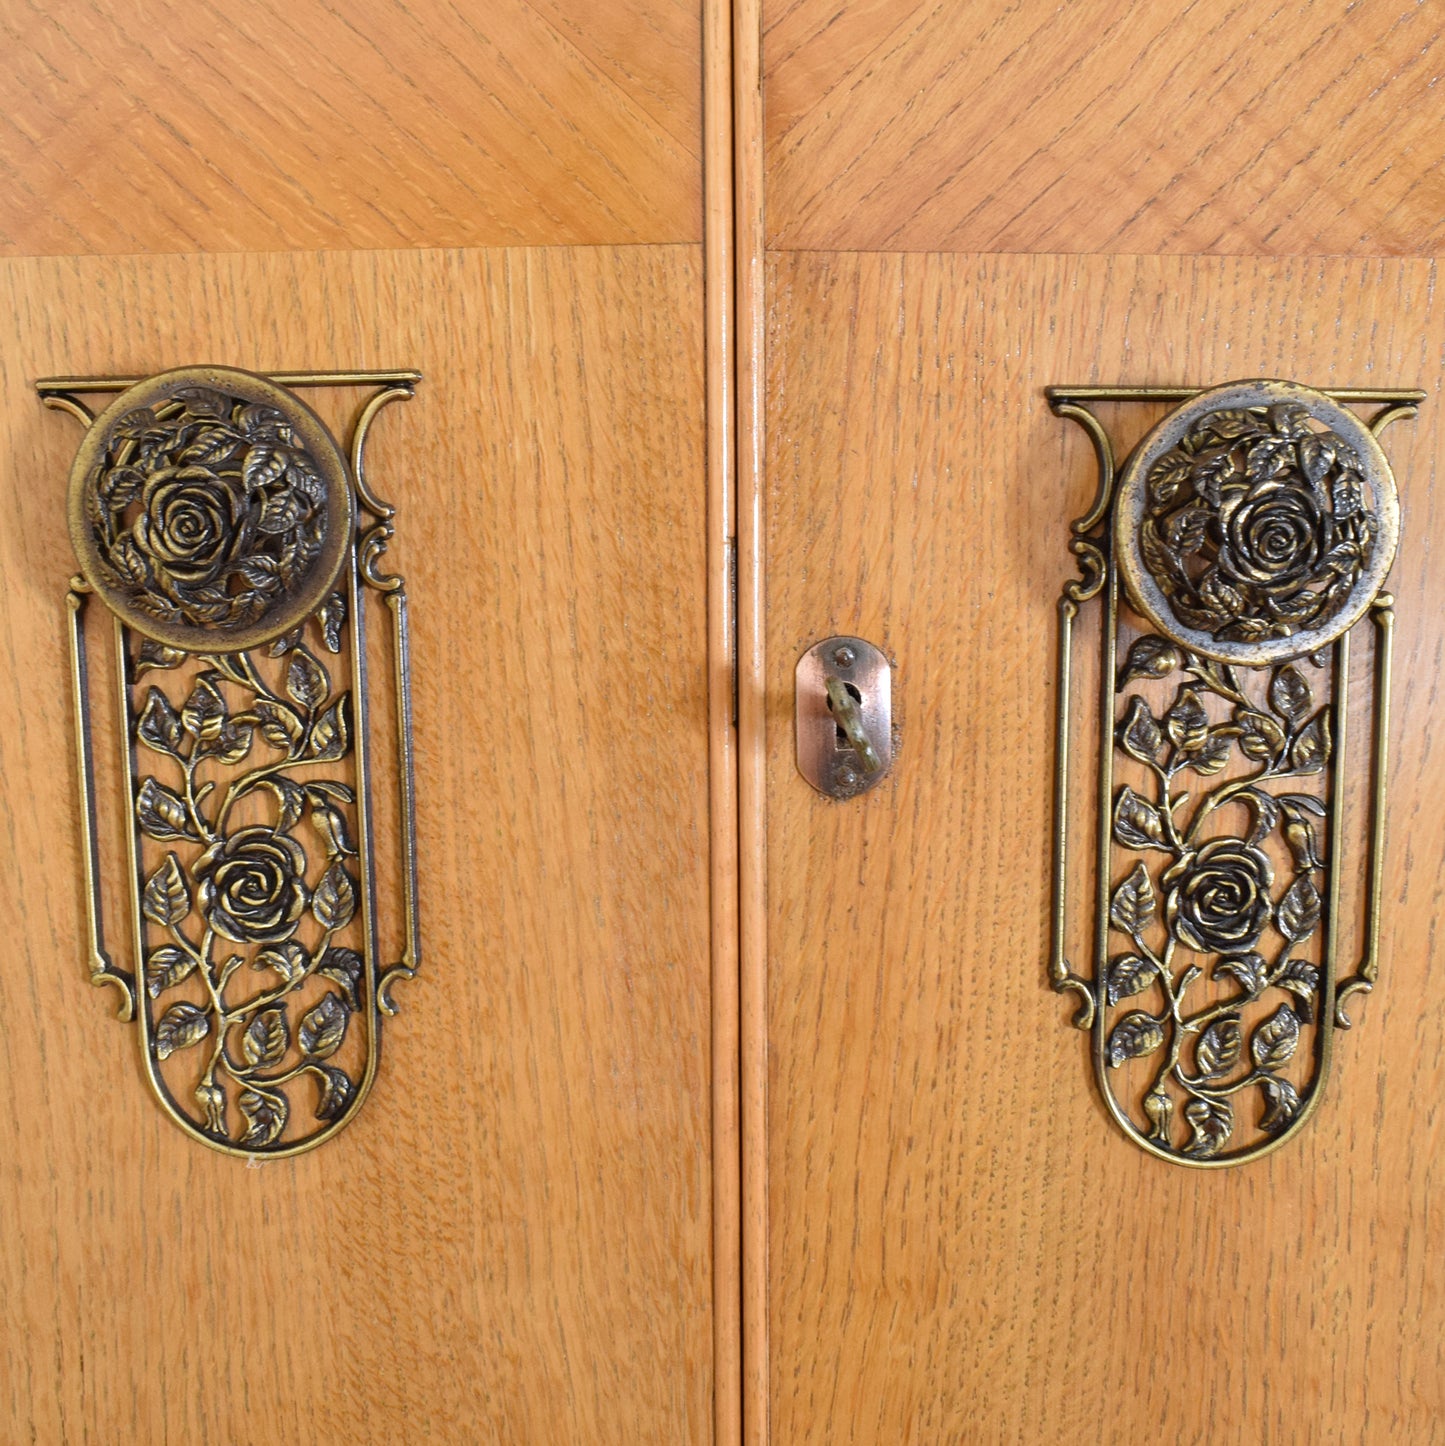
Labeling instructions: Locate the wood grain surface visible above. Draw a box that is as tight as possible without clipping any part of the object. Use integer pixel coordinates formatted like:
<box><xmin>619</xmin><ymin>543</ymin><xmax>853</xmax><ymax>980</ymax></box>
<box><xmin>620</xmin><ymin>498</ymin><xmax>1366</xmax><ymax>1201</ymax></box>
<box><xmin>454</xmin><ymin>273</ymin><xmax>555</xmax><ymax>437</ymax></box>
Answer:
<box><xmin>0</xmin><ymin>0</ymin><xmax>701</xmax><ymax>256</ymax></box>
<box><xmin>730</xmin><ymin>0</ymin><xmax>772</xmax><ymax>1441</ymax></box>
<box><xmin>704</xmin><ymin>0</ymin><xmax>741</xmax><ymax>1435</ymax></box>
<box><xmin>762</xmin><ymin>0</ymin><xmax>1445</xmax><ymax>255</ymax></box>
<box><xmin>0</xmin><ymin>243</ymin><xmax>714</xmax><ymax>1443</ymax></box>
<box><xmin>762</xmin><ymin>249</ymin><xmax>1445</xmax><ymax>1444</ymax></box>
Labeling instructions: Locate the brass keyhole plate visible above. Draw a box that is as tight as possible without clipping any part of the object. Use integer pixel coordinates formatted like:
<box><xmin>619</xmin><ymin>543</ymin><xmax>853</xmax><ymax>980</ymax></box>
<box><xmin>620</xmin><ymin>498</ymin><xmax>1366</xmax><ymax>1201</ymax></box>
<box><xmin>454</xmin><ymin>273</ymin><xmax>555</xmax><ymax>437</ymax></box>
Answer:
<box><xmin>795</xmin><ymin>635</ymin><xmax>893</xmax><ymax>799</ymax></box>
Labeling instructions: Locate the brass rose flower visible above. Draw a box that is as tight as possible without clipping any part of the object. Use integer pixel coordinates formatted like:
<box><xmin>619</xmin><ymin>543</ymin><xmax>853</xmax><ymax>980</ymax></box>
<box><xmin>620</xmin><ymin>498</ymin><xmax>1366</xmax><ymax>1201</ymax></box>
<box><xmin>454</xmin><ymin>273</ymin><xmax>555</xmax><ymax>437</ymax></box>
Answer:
<box><xmin>1166</xmin><ymin>838</ymin><xmax>1275</xmax><ymax>956</ymax></box>
<box><xmin>195</xmin><ymin>826</ymin><xmax>311</xmax><ymax>944</ymax></box>
<box><xmin>1216</xmin><ymin>476</ymin><xmax>1332</xmax><ymax>596</ymax></box>
<box><xmin>132</xmin><ymin>465</ymin><xmax>254</xmax><ymax>589</ymax></box>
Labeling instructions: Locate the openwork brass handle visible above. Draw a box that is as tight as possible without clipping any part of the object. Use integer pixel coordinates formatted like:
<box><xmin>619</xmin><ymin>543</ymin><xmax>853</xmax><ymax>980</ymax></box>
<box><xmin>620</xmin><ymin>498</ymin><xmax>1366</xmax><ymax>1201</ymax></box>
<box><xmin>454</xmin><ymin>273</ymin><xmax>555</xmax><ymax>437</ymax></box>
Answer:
<box><xmin>1050</xmin><ymin>379</ymin><xmax>1419</xmax><ymax>1166</ymax></box>
<box><xmin>50</xmin><ymin>365</ymin><xmax>421</xmax><ymax>1157</ymax></box>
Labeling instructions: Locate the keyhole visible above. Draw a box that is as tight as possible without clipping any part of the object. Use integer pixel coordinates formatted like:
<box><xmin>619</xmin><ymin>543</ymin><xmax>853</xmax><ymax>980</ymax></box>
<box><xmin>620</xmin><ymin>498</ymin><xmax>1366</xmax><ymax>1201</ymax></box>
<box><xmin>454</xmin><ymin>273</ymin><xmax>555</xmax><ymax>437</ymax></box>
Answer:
<box><xmin>828</xmin><ymin>681</ymin><xmax>863</xmax><ymax>748</ymax></box>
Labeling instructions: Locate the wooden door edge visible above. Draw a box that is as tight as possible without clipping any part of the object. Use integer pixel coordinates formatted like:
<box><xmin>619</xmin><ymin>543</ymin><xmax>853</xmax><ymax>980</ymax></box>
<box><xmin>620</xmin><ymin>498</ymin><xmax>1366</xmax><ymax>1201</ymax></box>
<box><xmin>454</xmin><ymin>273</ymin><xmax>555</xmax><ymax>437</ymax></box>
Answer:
<box><xmin>705</xmin><ymin>0</ymin><xmax>743</xmax><ymax>1440</ymax></box>
<box><xmin>734</xmin><ymin>0</ymin><xmax>770</xmax><ymax>1441</ymax></box>
<box><xmin>734</xmin><ymin>0</ymin><xmax>769</xmax><ymax>1434</ymax></box>
<box><xmin>705</xmin><ymin>0</ymin><xmax>767</xmax><ymax>1439</ymax></box>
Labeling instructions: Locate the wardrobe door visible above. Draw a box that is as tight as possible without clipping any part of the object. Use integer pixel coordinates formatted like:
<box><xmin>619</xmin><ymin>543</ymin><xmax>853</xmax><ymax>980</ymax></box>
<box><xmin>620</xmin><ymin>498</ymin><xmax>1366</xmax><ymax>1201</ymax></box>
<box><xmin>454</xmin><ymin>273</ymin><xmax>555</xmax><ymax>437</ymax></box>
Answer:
<box><xmin>0</xmin><ymin>5</ymin><xmax>718</xmax><ymax>1442</ymax></box>
<box><xmin>757</xmin><ymin>4</ymin><xmax>1445</xmax><ymax>1440</ymax></box>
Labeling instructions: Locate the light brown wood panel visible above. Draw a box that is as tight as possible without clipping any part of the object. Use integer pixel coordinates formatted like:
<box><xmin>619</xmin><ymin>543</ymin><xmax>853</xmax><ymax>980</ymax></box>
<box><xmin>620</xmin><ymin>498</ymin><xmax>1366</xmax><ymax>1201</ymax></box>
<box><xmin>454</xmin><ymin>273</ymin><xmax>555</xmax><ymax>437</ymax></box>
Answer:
<box><xmin>762</xmin><ymin>0</ymin><xmax>1445</xmax><ymax>255</ymax></box>
<box><xmin>0</xmin><ymin>0</ymin><xmax>700</xmax><ymax>256</ymax></box>
<box><xmin>728</xmin><ymin>0</ymin><xmax>771</xmax><ymax>1439</ymax></box>
<box><xmin>0</xmin><ymin>243</ymin><xmax>714</xmax><ymax>1443</ymax></box>
<box><xmin>763</xmin><ymin>249</ymin><xmax>1445</xmax><ymax>1443</ymax></box>
<box><xmin>703</xmin><ymin>0</ymin><xmax>743</xmax><ymax>1437</ymax></box>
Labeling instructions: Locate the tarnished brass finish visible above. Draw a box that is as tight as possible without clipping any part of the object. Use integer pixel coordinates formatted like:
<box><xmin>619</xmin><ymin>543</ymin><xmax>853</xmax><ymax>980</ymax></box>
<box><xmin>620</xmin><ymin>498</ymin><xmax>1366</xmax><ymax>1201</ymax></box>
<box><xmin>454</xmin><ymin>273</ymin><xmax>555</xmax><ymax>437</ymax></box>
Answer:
<box><xmin>68</xmin><ymin>366</ymin><xmax>355</xmax><ymax>655</ymax></box>
<box><xmin>796</xmin><ymin>636</ymin><xmax>893</xmax><ymax>798</ymax></box>
<box><xmin>824</xmin><ymin>675</ymin><xmax>883</xmax><ymax>775</ymax></box>
<box><xmin>48</xmin><ymin>367</ymin><xmax>422</xmax><ymax>1158</ymax></box>
<box><xmin>1049</xmin><ymin>380</ymin><xmax>1419</xmax><ymax>1167</ymax></box>
<box><xmin>1114</xmin><ymin>379</ymin><xmax>1400</xmax><ymax>667</ymax></box>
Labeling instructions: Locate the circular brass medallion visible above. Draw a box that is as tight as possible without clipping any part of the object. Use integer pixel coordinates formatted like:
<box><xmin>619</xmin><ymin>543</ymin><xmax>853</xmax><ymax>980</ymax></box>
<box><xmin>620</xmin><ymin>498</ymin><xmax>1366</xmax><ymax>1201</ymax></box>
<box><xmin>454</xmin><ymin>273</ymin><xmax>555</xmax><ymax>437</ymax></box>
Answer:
<box><xmin>68</xmin><ymin>366</ymin><xmax>354</xmax><ymax>653</ymax></box>
<box><xmin>1115</xmin><ymin>379</ymin><xmax>1399</xmax><ymax>665</ymax></box>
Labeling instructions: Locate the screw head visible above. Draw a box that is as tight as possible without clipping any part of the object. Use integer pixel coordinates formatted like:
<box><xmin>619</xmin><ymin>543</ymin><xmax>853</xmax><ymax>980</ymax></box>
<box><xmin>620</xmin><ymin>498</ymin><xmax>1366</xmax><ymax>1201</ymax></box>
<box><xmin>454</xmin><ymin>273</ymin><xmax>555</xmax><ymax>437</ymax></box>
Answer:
<box><xmin>833</xmin><ymin>645</ymin><xmax>856</xmax><ymax>668</ymax></box>
<box><xmin>836</xmin><ymin>767</ymin><xmax>859</xmax><ymax>791</ymax></box>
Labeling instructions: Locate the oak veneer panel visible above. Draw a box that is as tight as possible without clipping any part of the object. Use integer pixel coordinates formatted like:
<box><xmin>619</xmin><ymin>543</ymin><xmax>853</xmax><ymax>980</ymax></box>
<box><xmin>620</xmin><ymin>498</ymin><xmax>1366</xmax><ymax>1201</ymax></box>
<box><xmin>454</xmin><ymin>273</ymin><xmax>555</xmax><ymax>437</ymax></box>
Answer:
<box><xmin>0</xmin><ymin>0</ymin><xmax>701</xmax><ymax>256</ymax></box>
<box><xmin>764</xmin><ymin>249</ymin><xmax>1445</xmax><ymax>1443</ymax></box>
<box><xmin>0</xmin><ymin>243</ymin><xmax>713</xmax><ymax>1443</ymax></box>
<box><xmin>763</xmin><ymin>0</ymin><xmax>1445</xmax><ymax>255</ymax></box>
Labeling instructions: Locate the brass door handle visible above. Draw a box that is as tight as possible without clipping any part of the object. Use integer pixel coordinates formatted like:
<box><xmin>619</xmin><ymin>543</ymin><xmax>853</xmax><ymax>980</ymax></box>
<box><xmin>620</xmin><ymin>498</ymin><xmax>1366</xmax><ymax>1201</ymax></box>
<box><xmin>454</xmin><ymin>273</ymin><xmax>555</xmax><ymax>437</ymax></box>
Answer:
<box><xmin>48</xmin><ymin>365</ymin><xmax>421</xmax><ymax>1157</ymax></box>
<box><xmin>1049</xmin><ymin>378</ymin><xmax>1419</xmax><ymax>1166</ymax></box>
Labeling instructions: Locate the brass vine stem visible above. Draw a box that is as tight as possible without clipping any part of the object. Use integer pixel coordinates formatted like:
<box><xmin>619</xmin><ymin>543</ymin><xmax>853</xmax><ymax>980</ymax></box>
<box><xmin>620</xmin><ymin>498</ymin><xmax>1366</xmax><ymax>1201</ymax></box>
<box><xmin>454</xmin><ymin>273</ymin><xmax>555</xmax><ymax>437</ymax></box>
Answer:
<box><xmin>230</xmin><ymin>927</ymin><xmax>338</xmax><ymax>1021</ymax></box>
<box><xmin>198</xmin><ymin>925</ymin><xmax>218</xmax><ymax>995</ymax></box>
<box><xmin>212</xmin><ymin>751</ymin><xmax>310</xmax><ymax>836</ymax></box>
<box><xmin>1182</xmin><ymin>765</ymin><xmax>1311</xmax><ymax>845</ymax></box>
<box><xmin>1176</xmin><ymin>990</ymin><xmax>1258</xmax><ymax>1039</ymax></box>
<box><xmin>1178</xmin><ymin>1069</ymin><xmax>1271</xmax><ymax>1100</ymax></box>
<box><xmin>1143</xmin><ymin>937</ymin><xmax>1192</xmax><ymax>1091</ymax></box>
<box><xmin>202</xmin><ymin>650</ymin><xmax>282</xmax><ymax>702</ymax></box>
<box><xmin>186</xmin><ymin>925</ymin><xmax>227</xmax><ymax>1085</ymax></box>
<box><xmin>1143</xmin><ymin>758</ymin><xmax>1186</xmax><ymax>851</ymax></box>
<box><xmin>166</xmin><ymin>921</ymin><xmax>204</xmax><ymax>963</ymax></box>
<box><xmin>181</xmin><ymin>746</ymin><xmax>219</xmax><ymax>843</ymax></box>
<box><xmin>225</xmin><ymin>1056</ymin><xmax>321</xmax><ymax>1091</ymax></box>
<box><xmin>202</xmin><ymin>655</ymin><xmax>320</xmax><ymax>834</ymax></box>
<box><xmin>1183</xmin><ymin>660</ymin><xmax>1249</xmax><ymax>706</ymax></box>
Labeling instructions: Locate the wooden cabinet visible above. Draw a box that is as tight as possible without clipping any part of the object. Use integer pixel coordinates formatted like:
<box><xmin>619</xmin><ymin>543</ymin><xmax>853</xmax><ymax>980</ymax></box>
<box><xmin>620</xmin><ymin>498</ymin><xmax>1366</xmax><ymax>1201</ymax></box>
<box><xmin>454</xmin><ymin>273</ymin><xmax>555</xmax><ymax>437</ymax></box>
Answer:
<box><xmin>0</xmin><ymin>5</ymin><xmax>716</xmax><ymax>1443</ymax></box>
<box><xmin>3</xmin><ymin>2</ymin><xmax>1444</xmax><ymax>1442</ymax></box>
<box><xmin>755</xmin><ymin>3</ymin><xmax>1445</xmax><ymax>1442</ymax></box>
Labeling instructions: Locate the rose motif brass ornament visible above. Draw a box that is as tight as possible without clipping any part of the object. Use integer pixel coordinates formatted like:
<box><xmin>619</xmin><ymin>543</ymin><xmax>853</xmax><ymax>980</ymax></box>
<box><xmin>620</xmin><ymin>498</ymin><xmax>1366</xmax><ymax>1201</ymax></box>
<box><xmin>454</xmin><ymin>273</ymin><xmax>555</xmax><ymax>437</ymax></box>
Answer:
<box><xmin>1049</xmin><ymin>379</ymin><xmax>1419</xmax><ymax>1166</ymax></box>
<box><xmin>1114</xmin><ymin>380</ymin><xmax>1399</xmax><ymax>665</ymax></box>
<box><xmin>48</xmin><ymin>366</ymin><xmax>421</xmax><ymax>1157</ymax></box>
<box><xmin>69</xmin><ymin>368</ymin><xmax>356</xmax><ymax>653</ymax></box>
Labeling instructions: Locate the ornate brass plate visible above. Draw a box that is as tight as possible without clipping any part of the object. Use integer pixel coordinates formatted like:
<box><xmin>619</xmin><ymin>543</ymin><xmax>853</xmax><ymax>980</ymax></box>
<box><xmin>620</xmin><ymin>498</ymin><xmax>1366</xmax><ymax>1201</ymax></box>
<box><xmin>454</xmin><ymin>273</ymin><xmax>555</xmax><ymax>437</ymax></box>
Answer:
<box><xmin>47</xmin><ymin>366</ymin><xmax>422</xmax><ymax>1158</ymax></box>
<box><xmin>1050</xmin><ymin>379</ymin><xmax>1419</xmax><ymax>1166</ymax></box>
